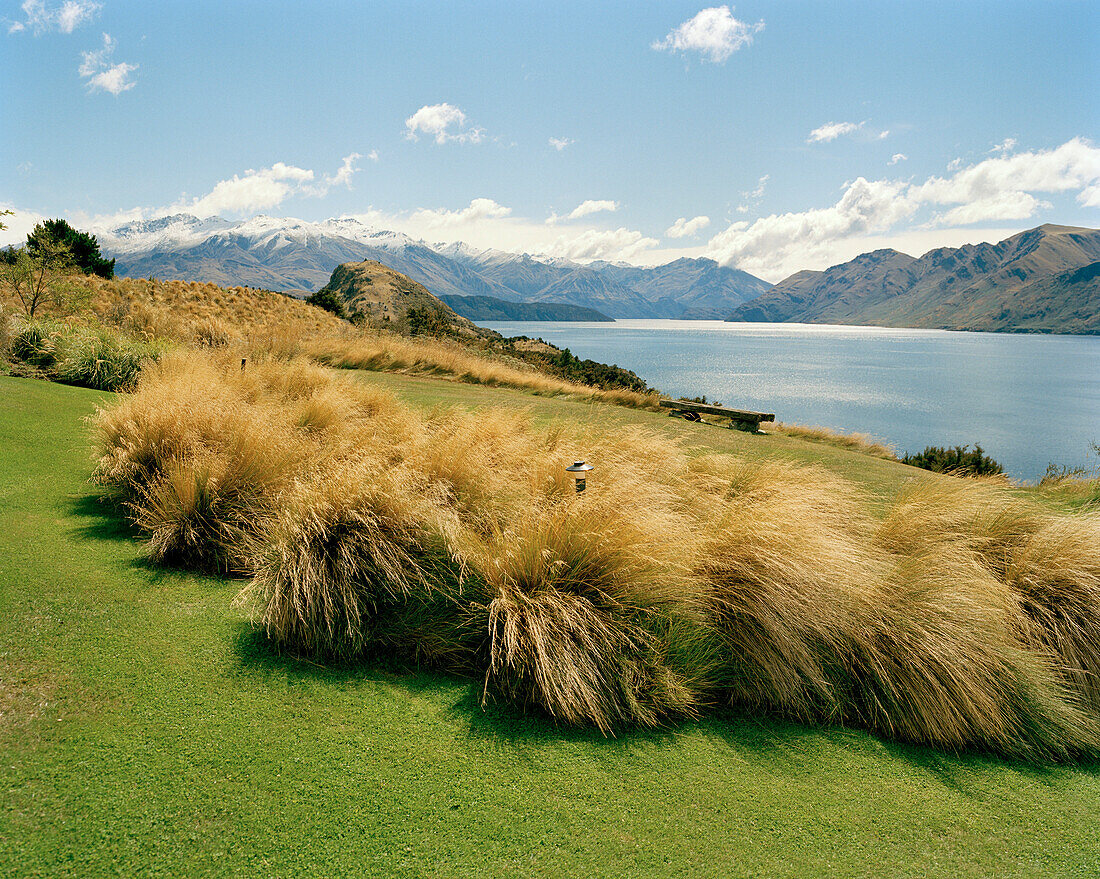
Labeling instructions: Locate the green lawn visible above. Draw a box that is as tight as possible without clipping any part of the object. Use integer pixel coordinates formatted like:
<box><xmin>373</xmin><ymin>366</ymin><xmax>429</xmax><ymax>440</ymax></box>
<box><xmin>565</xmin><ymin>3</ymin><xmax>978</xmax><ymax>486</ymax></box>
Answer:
<box><xmin>1</xmin><ymin>374</ymin><xmax>1098</xmax><ymax>878</ymax></box>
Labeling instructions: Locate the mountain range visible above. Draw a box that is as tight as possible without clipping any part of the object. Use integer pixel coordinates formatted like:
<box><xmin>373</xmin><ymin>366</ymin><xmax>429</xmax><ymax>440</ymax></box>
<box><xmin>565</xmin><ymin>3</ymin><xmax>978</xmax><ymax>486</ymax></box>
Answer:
<box><xmin>102</xmin><ymin>214</ymin><xmax>770</xmax><ymax>320</ymax></box>
<box><xmin>101</xmin><ymin>216</ymin><xmax>1100</xmax><ymax>333</ymax></box>
<box><xmin>728</xmin><ymin>225</ymin><xmax>1100</xmax><ymax>334</ymax></box>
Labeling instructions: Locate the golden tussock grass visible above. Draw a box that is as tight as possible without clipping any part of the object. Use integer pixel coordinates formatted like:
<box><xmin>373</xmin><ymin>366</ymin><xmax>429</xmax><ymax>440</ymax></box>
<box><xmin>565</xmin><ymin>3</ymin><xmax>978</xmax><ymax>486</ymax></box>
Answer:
<box><xmin>306</xmin><ymin>333</ymin><xmax>659</xmax><ymax>409</ymax></box>
<box><xmin>772</xmin><ymin>422</ymin><xmax>899</xmax><ymax>460</ymax></box>
<box><xmin>91</xmin><ymin>348</ymin><xmax>1100</xmax><ymax>758</ymax></box>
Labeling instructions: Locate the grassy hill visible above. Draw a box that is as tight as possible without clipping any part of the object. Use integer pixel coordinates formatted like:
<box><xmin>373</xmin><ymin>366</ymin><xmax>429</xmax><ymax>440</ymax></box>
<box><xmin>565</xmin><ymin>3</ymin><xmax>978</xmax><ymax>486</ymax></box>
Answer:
<box><xmin>318</xmin><ymin>259</ymin><xmax>493</xmax><ymax>337</ymax></box>
<box><xmin>3</xmin><ymin>375</ymin><xmax>1100</xmax><ymax>878</ymax></box>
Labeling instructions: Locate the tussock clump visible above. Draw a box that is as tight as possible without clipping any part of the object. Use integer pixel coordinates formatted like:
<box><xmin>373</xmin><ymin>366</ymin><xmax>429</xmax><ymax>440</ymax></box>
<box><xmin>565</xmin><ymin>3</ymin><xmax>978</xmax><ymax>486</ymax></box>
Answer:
<box><xmin>132</xmin><ymin>449</ymin><xmax>283</xmax><ymax>572</ymax></box>
<box><xmin>479</xmin><ymin>505</ymin><xmax>704</xmax><ymax>732</ymax></box>
<box><xmin>773</xmin><ymin>422</ymin><xmax>899</xmax><ymax>460</ymax></box>
<box><xmin>240</xmin><ymin>462</ymin><xmax>466</xmax><ymax>661</ymax></box>
<box><xmin>995</xmin><ymin>515</ymin><xmax>1100</xmax><ymax>712</ymax></box>
<box><xmin>56</xmin><ymin>326</ymin><xmax>166</xmax><ymax>391</ymax></box>
<box><xmin>9</xmin><ymin>319</ymin><xmax>62</xmax><ymax>367</ymax></box>
<box><xmin>695</xmin><ymin>462</ymin><xmax>1100</xmax><ymax>758</ymax></box>
<box><xmin>847</xmin><ymin>550</ymin><xmax>1100</xmax><ymax>760</ymax></box>
<box><xmin>878</xmin><ymin>482</ymin><xmax>1100</xmax><ymax>712</ymax></box>
<box><xmin>90</xmin><ymin>350</ymin><xmax>355</xmax><ymax>571</ymax></box>
<box><xmin>191</xmin><ymin>316</ymin><xmax>233</xmax><ymax>349</ymax></box>
<box><xmin>696</xmin><ymin>462</ymin><xmax>884</xmax><ymax>719</ymax></box>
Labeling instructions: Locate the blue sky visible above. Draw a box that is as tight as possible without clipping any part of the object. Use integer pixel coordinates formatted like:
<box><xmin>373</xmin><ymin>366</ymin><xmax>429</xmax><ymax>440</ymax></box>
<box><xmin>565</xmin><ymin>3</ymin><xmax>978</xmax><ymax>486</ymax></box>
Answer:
<box><xmin>2</xmin><ymin>1</ymin><xmax>1098</xmax><ymax>280</ymax></box>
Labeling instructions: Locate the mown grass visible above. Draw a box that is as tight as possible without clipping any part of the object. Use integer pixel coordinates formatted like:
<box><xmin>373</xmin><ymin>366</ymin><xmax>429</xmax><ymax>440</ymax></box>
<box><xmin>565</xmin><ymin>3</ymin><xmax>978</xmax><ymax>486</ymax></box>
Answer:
<box><xmin>3</xmin><ymin>374</ymin><xmax>1100</xmax><ymax>877</ymax></box>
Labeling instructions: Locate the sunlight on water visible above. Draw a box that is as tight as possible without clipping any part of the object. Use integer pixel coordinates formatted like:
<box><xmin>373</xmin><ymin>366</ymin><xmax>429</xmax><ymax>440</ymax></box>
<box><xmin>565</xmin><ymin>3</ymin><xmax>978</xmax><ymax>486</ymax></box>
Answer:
<box><xmin>484</xmin><ymin>320</ymin><xmax>1100</xmax><ymax>481</ymax></box>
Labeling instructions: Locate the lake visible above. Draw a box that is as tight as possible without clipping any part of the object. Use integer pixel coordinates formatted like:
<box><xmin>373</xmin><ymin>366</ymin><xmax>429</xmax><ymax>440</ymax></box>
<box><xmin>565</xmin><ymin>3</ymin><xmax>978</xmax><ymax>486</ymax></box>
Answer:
<box><xmin>482</xmin><ymin>320</ymin><xmax>1100</xmax><ymax>482</ymax></box>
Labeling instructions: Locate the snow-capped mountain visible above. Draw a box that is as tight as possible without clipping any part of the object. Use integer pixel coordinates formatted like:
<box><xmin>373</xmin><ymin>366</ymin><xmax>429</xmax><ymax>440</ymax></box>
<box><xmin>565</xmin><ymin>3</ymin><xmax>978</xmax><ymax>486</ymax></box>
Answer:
<box><xmin>100</xmin><ymin>214</ymin><xmax>770</xmax><ymax>318</ymax></box>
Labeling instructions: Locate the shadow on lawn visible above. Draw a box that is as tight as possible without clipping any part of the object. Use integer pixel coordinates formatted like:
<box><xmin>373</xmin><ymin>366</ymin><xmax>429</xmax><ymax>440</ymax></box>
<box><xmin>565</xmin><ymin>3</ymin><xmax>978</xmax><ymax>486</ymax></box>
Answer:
<box><xmin>230</xmin><ymin>621</ymin><xmax>1098</xmax><ymax>784</ymax></box>
<box><xmin>68</xmin><ymin>492</ymin><xmax>138</xmax><ymax>544</ymax></box>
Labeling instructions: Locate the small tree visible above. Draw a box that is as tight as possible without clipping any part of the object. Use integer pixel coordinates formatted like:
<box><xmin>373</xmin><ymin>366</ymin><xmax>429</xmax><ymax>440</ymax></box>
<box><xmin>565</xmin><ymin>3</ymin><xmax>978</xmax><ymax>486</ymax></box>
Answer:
<box><xmin>406</xmin><ymin>305</ymin><xmax>451</xmax><ymax>336</ymax></box>
<box><xmin>26</xmin><ymin>219</ymin><xmax>115</xmax><ymax>279</ymax></box>
<box><xmin>0</xmin><ymin>240</ymin><xmax>79</xmax><ymax>318</ymax></box>
<box><xmin>305</xmin><ymin>287</ymin><xmax>348</xmax><ymax>320</ymax></box>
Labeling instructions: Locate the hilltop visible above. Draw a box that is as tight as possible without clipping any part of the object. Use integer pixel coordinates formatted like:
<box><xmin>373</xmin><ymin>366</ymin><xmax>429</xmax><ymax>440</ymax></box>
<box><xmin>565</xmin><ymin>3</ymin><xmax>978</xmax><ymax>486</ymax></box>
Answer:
<box><xmin>729</xmin><ymin>225</ymin><xmax>1100</xmax><ymax>334</ymax></box>
<box><xmin>317</xmin><ymin>259</ymin><xmax>493</xmax><ymax>337</ymax></box>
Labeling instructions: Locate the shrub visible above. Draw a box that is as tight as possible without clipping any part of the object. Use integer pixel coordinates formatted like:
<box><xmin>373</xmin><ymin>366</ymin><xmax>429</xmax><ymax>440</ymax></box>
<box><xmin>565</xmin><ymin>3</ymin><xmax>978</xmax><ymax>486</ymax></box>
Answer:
<box><xmin>55</xmin><ymin>327</ymin><xmax>166</xmax><ymax>391</ymax></box>
<box><xmin>8</xmin><ymin>319</ymin><xmax>62</xmax><ymax>367</ymax></box>
<box><xmin>26</xmin><ymin>218</ymin><xmax>114</xmax><ymax>279</ymax></box>
<box><xmin>305</xmin><ymin>288</ymin><xmax>348</xmax><ymax>320</ymax></box>
<box><xmin>902</xmin><ymin>444</ymin><xmax>1004</xmax><ymax>476</ymax></box>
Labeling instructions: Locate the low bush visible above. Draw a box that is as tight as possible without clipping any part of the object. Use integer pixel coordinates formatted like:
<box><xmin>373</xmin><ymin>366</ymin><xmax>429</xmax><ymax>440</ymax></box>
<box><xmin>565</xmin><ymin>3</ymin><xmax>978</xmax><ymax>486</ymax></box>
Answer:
<box><xmin>305</xmin><ymin>288</ymin><xmax>348</xmax><ymax>321</ymax></box>
<box><xmin>8</xmin><ymin>319</ymin><xmax>62</xmax><ymax>367</ymax></box>
<box><xmin>902</xmin><ymin>443</ymin><xmax>1004</xmax><ymax>476</ymax></box>
<box><xmin>55</xmin><ymin>327</ymin><xmax>167</xmax><ymax>391</ymax></box>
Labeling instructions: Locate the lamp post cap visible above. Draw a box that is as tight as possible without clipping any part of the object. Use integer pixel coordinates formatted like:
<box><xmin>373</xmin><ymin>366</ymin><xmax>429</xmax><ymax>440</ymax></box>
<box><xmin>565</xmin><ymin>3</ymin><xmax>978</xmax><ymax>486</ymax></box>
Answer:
<box><xmin>565</xmin><ymin>460</ymin><xmax>593</xmax><ymax>472</ymax></box>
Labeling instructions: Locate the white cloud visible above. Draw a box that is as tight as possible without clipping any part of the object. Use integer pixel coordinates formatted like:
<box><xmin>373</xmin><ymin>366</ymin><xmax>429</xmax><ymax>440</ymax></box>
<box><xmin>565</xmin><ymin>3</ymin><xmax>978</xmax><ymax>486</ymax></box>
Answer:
<box><xmin>991</xmin><ymin>137</ymin><xmax>1017</xmax><ymax>154</ymax></box>
<box><xmin>666</xmin><ymin>216</ymin><xmax>711</xmax><ymax>238</ymax></box>
<box><xmin>404</xmin><ymin>103</ymin><xmax>484</xmax><ymax>144</ymax></box>
<box><xmin>736</xmin><ymin>174</ymin><xmax>769</xmax><ymax>214</ymax></box>
<box><xmin>705</xmin><ymin>137</ymin><xmax>1100</xmax><ymax>280</ymax></box>
<box><xmin>78</xmin><ymin>33</ymin><xmax>137</xmax><ymax>94</ymax></box>
<box><xmin>567</xmin><ymin>199</ymin><xmax>618</xmax><ymax>220</ymax></box>
<box><xmin>367</xmin><ymin>150</ymin><xmax>380</xmax><ymax>162</ymax></box>
<box><xmin>86</xmin><ymin>155</ymin><xmax>366</xmax><ymax>220</ymax></box>
<box><xmin>546</xmin><ymin>199</ymin><xmax>620</xmax><ymax>226</ymax></box>
<box><xmin>888</xmin><ymin>153</ymin><xmax>907</xmax><ymax>165</ymax></box>
<box><xmin>408</xmin><ymin>197</ymin><xmax>512</xmax><ymax>228</ymax></box>
<box><xmin>807</xmin><ymin>121</ymin><xmax>863</xmax><ymax>143</ymax></box>
<box><xmin>913</xmin><ymin>137</ymin><xmax>1100</xmax><ymax>225</ymax></box>
<box><xmin>8</xmin><ymin>0</ymin><xmax>99</xmax><ymax>34</ymax></box>
<box><xmin>324</xmin><ymin>153</ymin><xmax>361</xmax><ymax>189</ymax></box>
<box><xmin>540</xmin><ymin>228</ymin><xmax>661</xmax><ymax>261</ymax></box>
<box><xmin>878</xmin><ymin>130</ymin><xmax>890</xmax><ymax>140</ymax></box>
<box><xmin>743</xmin><ymin>174</ymin><xmax>769</xmax><ymax>200</ymax></box>
<box><xmin>186</xmin><ymin>163</ymin><xmax>314</xmax><ymax>217</ymax></box>
<box><xmin>652</xmin><ymin>5</ymin><xmax>763</xmax><ymax>63</ymax></box>
<box><xmin>549</xmin><ymin>137</ymin><xmax>575</xmax><ymax>151</ymax></box>
<box><xmin>706</xmin><ymin>177</ymin><xmax>917</xmax><ymax>279</ymax></box>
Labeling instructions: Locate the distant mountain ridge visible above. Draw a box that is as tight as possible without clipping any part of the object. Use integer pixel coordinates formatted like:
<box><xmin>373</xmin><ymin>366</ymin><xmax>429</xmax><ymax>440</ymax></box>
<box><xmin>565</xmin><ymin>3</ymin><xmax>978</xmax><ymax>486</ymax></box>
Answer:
<box><xmin>436</xmin><ymin>295</ymin><xmax>613</xmax><ymax>322</ymax></box>
<box><xmin>102</xmin><ymin>214</ymin><xmax>770</xmax><ymax>319</ymax></box>
<box><xmin>728</xmin><ymin>225</ymin><xmax>1100</xmax><ymax>334</ymax></box>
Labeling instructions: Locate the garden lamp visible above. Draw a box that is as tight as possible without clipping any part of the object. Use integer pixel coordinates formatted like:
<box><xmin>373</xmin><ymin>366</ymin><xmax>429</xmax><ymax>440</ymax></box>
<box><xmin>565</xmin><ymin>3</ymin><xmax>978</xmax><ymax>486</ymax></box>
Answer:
<box><xmin>565</xmin><ymin>460</ymin><xmax>593</xmax><ymax>493</ymax></box>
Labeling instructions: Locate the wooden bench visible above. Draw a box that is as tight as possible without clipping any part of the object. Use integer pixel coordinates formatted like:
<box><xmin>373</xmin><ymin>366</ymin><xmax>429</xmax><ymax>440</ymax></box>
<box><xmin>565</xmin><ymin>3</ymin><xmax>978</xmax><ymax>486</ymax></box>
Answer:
<box><xmin>659</xmin><ymin>399</ymin><xmax>775</xmax><ymax>433</ymax></box>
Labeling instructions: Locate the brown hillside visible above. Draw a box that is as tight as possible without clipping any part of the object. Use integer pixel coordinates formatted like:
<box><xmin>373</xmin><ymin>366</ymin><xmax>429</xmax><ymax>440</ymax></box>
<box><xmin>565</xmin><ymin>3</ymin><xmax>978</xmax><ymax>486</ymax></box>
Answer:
<box><xmin>318</xmin><ymin>260</ymin><xmax>494</xmax><ymax>338</ymax></box>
